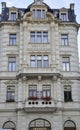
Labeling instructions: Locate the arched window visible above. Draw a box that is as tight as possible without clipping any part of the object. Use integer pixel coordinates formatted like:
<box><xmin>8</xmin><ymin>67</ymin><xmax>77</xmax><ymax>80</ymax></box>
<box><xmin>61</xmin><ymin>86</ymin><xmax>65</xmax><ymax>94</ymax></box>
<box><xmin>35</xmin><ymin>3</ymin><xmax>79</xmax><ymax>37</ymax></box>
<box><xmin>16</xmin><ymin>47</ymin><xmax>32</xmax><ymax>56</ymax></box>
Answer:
<box><xmin>3</xmin><ymin>121</ymin><xmax>16</xmax><ymax>130</ymax></box>
<box><xmin>29</xmin><ymin>118</ymin><xmax>51</xmax><ymax>130</ymax></box>
<box><xmin>64</xmin><ymin>120</ymin><xmax>76</xmax><ymax>130</ymax></box>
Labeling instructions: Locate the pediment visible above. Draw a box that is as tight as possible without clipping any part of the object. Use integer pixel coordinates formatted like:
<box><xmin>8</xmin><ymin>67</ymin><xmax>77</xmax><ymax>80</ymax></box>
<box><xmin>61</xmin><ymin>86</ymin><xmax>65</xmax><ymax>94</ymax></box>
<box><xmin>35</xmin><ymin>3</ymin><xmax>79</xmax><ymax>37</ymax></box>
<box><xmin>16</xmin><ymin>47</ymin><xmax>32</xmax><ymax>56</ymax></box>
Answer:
<box><xmin>4</xmin><ymin>80</ymin><xmax>18</xmax><ymax>85</ymax></box>
<box><xmin>60</xmin><ymin>7</ymin><xmax>67</xmax><ymax>11</ymax></box>
<box><xmin>10</xmin><ymin>6</ymin><xmax>18</xmax><ymax>11</ymax></box>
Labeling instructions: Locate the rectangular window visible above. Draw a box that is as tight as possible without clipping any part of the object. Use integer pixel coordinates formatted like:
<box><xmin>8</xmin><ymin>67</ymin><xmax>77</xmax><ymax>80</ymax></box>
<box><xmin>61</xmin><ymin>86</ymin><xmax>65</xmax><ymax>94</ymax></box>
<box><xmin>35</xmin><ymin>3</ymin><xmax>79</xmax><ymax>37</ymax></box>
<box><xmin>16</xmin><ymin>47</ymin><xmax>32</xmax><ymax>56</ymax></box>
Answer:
<box><xmin>30</xmin><ymin>31</ymin><xmax>48</xmax><ymax>43</ymax></box>
<box><xmin>43</xmin><ymin>32</ymin><xmax>48</xmax><ymax>43</ymax></box>
<box><xmin>42</xmin><ymin>85</ymin><xmax>51</xmax><ymax>100</ymax></box>
<box><xmin>30</xmin><ymin>55</ymin><xmax>36</xmax><ymax>68</ymax></box>
<box><xmin>8</xmin><ymin>57</ymin><xmax>16</xmax><ymax>72</ymax></box>
<box><xmin>61</xmin><ymin>13</ymin><xmax>67</xmax><ymax>21</ymax></box>
<box><xmin>37</xmin><ymin>55</ymin><xmax>42</xmax><ymax>68</ymax></box>
<box><xmin>28</xmin><ymin>85</ymin><xmax>37</xmax><ymax>99</ymax></box>
<box><xmin>30</xmin><ymin>55</ymin><xmax>49</xmax><ymax>68</ymax></box>
<box><xmin>37</xmin><ymin>32</ymin><xmax>42</xmax><ymax>43</ymax></box>
<box><xmin>9</xmin><ymin>34</ymin><xmax>16</xmax><ymax>45</ymax></box>
<box><xmin>43</xmin><ymin>55</ymin><xmax>49</xmax><ymax>68</ymax></box>
<box><xmin>11</xmin><ymin>12</ymin><xmax>16</xmax><ymax>21</ymax></box>
<box><xmin>32</xmin><ymin>9</ymin><xmax>45</xmax><ymax>18</ymax></box>
<box><xmin>64</xmin><ymin>85</ymin><xmax>72</xmax><ymax>102</ymax></box>
<box><xmin>6</xmin><ymin>86</ymin><xmax>15</xmax><ymax>102</ymax></box>
<box><xmin>61</xmin><ymin>34</ymin><xmax>68</xmax><ymax>45</ymax></box>
<box><xmin>62</xmin><ymin>57</ymin><xmax>70</xmax><ymax>71</ymax></box>
<box><xmin>30</xmin><ymin>32</ymin><xmax>35</xmax><ymax>43</ymax></box>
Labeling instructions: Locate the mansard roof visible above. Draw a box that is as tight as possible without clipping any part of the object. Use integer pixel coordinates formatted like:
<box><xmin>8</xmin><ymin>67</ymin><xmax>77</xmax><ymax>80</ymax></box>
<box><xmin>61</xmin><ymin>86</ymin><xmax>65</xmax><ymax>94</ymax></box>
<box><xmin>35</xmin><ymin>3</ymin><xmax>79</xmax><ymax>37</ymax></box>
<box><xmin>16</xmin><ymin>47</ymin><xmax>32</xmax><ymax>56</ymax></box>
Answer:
<box><xmin>0</xmin><ymin>2</ymin><xmax>76</xmax><ymax>23</ymax></box>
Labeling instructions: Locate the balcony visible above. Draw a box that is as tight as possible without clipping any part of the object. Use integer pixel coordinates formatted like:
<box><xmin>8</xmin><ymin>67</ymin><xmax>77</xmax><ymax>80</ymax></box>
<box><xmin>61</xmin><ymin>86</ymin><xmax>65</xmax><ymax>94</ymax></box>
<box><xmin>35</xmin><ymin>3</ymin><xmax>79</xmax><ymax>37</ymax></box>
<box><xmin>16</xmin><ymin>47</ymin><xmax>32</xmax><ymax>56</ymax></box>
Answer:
<box><xmin>17</xmin><ymin>66</ymin><xmax>61</xmax><ymax>79</ymax></box>
<box><xmin>23</xmin><ymin>97</ymin><xmax>57</xmax><ymax>112</ymax></box>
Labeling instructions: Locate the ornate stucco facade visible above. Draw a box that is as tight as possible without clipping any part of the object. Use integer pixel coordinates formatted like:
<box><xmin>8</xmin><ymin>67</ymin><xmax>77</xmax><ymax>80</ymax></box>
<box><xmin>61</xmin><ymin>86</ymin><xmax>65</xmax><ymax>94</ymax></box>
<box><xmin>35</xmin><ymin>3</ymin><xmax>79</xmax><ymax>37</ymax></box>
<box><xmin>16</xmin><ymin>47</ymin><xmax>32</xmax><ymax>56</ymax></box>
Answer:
<box><xmin>0</xmin><ymin>1</ymin><xmax>80</xmax><ymax>130</ymax></box>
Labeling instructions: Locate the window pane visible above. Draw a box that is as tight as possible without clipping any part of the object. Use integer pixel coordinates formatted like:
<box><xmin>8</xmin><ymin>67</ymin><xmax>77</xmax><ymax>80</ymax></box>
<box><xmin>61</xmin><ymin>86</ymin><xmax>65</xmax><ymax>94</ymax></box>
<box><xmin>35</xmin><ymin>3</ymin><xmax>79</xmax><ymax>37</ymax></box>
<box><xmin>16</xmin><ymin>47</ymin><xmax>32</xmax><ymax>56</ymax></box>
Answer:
<box><xmin>42</xmin><ymin>10</ymin><xmax>46</xmax><ymax>18</ymax></box>
<box><xmin>62</xmin><ymin>57</ymin><xmax>70</xmax><ymax>71</ymax></box>
<box><xmin>37</xmin><ymin>32</ymin><xmax>42</xmax><ymax>43</ymax></box>
<box><xmin>8</xmin><ymin>57</ymin><xmax>16</xmax><ymax>71</ymax></box>
<box><xmin>29</xmin><ymin>86</ymin><xmax>37</xmax><ymax>98</ymax></box>
<box><xmin>30</xmin><ymin>32</ymin><xmax>35</xmax><ymax>43</ymax></box>
<box><xmin>43</xmin><ymin>32</ymin><xmax>48</xmax><ymax>43</ymax></box>
<box><xmin>9</xmin><ymin>34</ymin><xmax>16</xmax><ymax>45</ymax></box>
<box><xmin>43</xmin><ymin>56</ymin><xmax>49</xmax><ymax>68</ymax></box>
<box><xmin>30</xmin><ymin>56</ymin><xmax>36</xmax><ymax>67</ymax></box>
<box><xmin>37</xmin><ymin>55</ymin><xmax>42</xmax><ymax>67</ymax></box>
<box><xmin>61</xmin><ymin>34</ymin><xmax>68</xmax><ymax>45</ymax></box>
<box><xmin>64</xmin><ymin>85</ymin><xmax>72</xmax><ymax>102</ymax></box>
<box><xmin>11</xmin><ymin>13</ymin><xmax>16</xmax><ymax>21</ymax></box>
<box><xmin>7</xmin><ymin>86</ymin><xmax>15</xmax><ymax>101</ymax></box>
<box><xmin>61</xmin><ymin>13</ymin><xmax>67</xmax><ymax>21</ymax></box>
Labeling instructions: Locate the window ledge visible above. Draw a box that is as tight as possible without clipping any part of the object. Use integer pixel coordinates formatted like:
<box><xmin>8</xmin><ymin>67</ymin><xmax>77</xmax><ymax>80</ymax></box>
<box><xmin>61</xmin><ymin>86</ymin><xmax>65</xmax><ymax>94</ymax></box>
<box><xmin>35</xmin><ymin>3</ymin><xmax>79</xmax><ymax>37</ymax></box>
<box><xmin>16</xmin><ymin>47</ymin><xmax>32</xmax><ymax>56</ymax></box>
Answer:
<box><xmin>7</xmin><ymin>44</ymin><xmax>18</xmax><ymax>46</ymax></box>
<box><xmin>29</xmin><ymin>42</ymin><xmax>50</xmax><ymax>44</ymax></box>
<box><xmin>6</xmin><ymin>100</ymin><xmax>15</xmax><ymax>102</ymax></box>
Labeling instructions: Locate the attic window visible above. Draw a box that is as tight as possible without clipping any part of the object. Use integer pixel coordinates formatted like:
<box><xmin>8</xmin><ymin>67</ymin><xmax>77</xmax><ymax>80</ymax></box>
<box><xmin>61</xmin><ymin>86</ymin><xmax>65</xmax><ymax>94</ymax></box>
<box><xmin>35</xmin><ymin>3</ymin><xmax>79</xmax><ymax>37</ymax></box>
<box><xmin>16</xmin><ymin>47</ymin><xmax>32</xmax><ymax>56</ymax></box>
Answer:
<box><xmin>61</xmin><ymin>13</ymin><xmax>67</xmax><ymax>21</ymax></box>
<box><xmin>32</xmin><ymin>9</ymin><xmax>46</xmax><ymax>18</ymax></box>
<box><xmin>11</xmin><ymin>12</ymin><xmax>16</xmax><ymax>21</ymax></box>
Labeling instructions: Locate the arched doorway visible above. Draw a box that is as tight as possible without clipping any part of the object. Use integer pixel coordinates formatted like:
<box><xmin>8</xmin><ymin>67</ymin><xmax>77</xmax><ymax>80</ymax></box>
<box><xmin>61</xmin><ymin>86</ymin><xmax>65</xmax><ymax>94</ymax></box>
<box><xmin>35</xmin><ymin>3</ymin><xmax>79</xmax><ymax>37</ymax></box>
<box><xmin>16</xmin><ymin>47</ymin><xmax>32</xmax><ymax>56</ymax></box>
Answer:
<box><xmin>64</xmin><ymin>120</ymin><xmax>76</xmax><ymax>130</ymax></box>
<box><xmin>29</xmin><ymin>118</ymin><xmax>51</xmax><ymax>130</ymax></box>
<box><xmin>3</xmin><ymin>121</ymin><xmax>16</xmax><ymax>130</ymax></box>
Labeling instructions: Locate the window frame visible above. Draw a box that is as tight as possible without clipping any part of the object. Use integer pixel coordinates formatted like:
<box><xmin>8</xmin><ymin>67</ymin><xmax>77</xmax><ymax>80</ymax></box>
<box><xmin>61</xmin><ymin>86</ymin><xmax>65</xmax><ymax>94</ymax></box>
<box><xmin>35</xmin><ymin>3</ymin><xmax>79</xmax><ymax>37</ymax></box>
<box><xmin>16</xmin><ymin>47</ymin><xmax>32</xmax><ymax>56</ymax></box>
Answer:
<box><xmin>11</xmin><ymin>12</ymin><xmax>17</xmax><ymax>21</ymax></box>
<box><xmin>8</xmin><ymin>57</ymin><xmax>16</xmax><ymax>72</ymax></box>
<box><xmin>61</xmin><ymin>34</ymin><xmax>68</xmax><ymax>45</ymax></box>
<box><xmin>32</xmin><ymin>9</ymin><xmax>46</xmax><ymax>19</ymax></box>
<box><xmin>42</xmin><ymin>85</ymin><xmax>51</xmax><ymax>99</ymax></box>
<box><xmin>61</xmin><ymin>13</ymin><xmax>67</xmax><ymax>21</ymax></box>
<box><xmin>64</xmin><ymin>85</ymin><xmax>72</xmax><ymax>102</ymax></box>
<box><xmin>30</xmin><ymin>55</ymin><xmax>49</xmax><ymax>68</ymax></box>
<box><xmin>6</xmin><ymin>86</ymin><xmax>15</xmax><ymax>102</ymax></box>
<box><xmin>62</xmin><ymin>57</ymin><xmax>70</xmax><ymax>71</ymax></box>
<box><xmin>30</xmin><ymin>31</ymin><xmax>48</xmax><ymax>43</ymax></box>
<box><xmin>28</xmin><ymin>85</ymin><xmax>37</xmax><ymax>99</ymax></box>
<box><xmin>9</xmin><ymin>34</ymin><xmax>16</xmax><ymax>45</ymax></box>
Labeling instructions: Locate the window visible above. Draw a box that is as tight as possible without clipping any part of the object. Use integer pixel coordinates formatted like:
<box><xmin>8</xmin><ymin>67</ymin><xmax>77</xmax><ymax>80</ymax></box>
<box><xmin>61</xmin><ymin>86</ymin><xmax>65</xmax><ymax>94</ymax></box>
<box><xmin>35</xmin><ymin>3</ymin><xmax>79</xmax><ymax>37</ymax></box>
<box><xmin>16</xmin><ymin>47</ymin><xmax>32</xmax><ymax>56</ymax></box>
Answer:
<box><xmin>62</xmin><ymin>57</ymin><xmax>70</xmax><ymax>71</ymax></box>
<box><xmin>43</xmin><ymin>55</ymin><xmax>49</xmax><ymax>68</ymax></box>
<box><xmin>61</xmin><ymin>34</ymin><xmax>68</xmax><ymax>45</ymax></box>
<box><xmin>61</xmin><ymin>13</ymin><xmax>67</xmax><ymax>21</ymax></box>
<box><xmin>28</xmin><ymin>85</ymin><xmax>37</xmax><ymax>99</ymax></box>
<box><xmin>6</xmin><ymin>86</ymin><xmax>15</xmax><ymax>102</ymax></box>
<box><xmin>37</xmin><ymin>55</ymin><xmax>42</xmax><ymax>68</ymax></box>
<box><xmin>43</xmin><ymin>32</ymin><xmax>48</xmax><ymax>43</ymax></box>
<box><xmin>8</xmin><ymin>57</ymin><xmax>16</xmax><ymax>71</ymax></box>
<box><xmin>30</xmin><ymin>55</ymin><xmax>36</xmax><ymax>67</ymax></box>
<box><xmin>9</xmin><ymin>34</ymin><xmax>16</xmax><ymax>45</ymax></box>
<box><xmin>32</xmin><ymin>9</ymin><xmax>46</xmax><ymax>18</ymax></box>
<box><xmin>42</xmin><ymin>85</ymin><xmax>51</xmax><ymax>100</ymax></box>
<box><xmin>11</xmin><ymin>12</ymin><xmax>16</xmax><ymax>21</ymax></box>
<box><xmin>30</xmin><ymin>31</ymin><xmax>48</xmax><ymax>43</ymax></box>
<box><xmin>30</xmin><ymin>55</ymin><xmax>49</xmax><ymax>68</ymax></box>
<box><xmin>64</xmin><ymin>85</ymin><xmax>72</xmax><ymax>102</ymax></box>
<box><xmin>30</xmin><ymin>32</ymin><xmax>35</xmax><ymax>43</ymax></box>
<box><xmin>37</xmin><ymin>32</ymin><xmax>42</xmax><ymax>43</ymax></box>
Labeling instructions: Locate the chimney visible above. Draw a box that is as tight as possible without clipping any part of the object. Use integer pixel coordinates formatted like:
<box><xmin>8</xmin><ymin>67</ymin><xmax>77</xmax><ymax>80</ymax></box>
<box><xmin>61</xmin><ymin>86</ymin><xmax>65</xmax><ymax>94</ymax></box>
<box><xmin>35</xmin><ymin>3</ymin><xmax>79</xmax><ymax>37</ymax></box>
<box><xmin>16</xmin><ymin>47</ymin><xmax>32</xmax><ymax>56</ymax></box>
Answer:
<box><xmin>1</xmin><ymin>2</ymin><xmax>6</xmax><ymax>11</ymax></box>
<box><xmin>70</xmin><ymin>3</ymin><xmax>74</xmax><ymax>10</ymax></box>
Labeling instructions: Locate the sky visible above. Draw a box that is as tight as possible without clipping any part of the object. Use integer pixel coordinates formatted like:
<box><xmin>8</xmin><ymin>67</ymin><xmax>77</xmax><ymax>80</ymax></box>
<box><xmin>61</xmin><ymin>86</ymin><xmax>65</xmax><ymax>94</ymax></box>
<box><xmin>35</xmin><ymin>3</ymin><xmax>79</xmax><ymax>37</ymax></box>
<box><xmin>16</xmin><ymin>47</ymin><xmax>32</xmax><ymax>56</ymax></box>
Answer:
<box><xmin>0</xmin><ymin>0</ymin><xmax>80</xmax><ymax>59</ymax></box>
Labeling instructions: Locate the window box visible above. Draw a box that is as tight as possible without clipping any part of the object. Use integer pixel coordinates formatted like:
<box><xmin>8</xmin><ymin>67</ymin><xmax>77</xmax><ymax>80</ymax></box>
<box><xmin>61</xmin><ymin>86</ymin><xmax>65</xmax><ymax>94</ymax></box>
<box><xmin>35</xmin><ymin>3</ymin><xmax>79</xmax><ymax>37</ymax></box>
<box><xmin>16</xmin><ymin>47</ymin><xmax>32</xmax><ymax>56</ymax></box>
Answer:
<box><xmin>42</xmin><ymin>97</ymin><xmax>51</xmax><ymax>101</ymax></box>
<box><xmin>6</xmin><ymin>99</ymin><xmax>15</xmax><ymax>102</ymax></box>
<box><xmin>28</xmin><ymin>97</ymin><xmax>38</xmax><ymax>100</ymax></box>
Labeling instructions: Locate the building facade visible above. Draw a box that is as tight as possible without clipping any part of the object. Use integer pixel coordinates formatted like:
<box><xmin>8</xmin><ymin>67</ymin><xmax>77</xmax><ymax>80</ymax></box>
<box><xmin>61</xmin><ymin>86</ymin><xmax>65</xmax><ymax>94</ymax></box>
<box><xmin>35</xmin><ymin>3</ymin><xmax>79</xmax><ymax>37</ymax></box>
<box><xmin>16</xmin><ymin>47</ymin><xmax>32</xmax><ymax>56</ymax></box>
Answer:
<box><xmin>0</xmin><ymin>0</ymin><xmax>80</xmax><ymax>130</ymax></box>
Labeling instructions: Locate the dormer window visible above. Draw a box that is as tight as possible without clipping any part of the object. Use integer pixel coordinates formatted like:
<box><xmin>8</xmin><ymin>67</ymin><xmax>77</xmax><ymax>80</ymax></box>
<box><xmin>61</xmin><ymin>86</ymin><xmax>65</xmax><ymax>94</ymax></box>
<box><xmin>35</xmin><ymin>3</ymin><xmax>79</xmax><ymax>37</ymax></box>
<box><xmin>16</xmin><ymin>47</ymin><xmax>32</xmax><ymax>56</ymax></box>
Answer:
<box><xmin>61</xmin><ymin>13</ymin><xmax>67</xmax><ymax>21</ymax></box>
<box><xmin>11</xmin><ymin>12</ymin><xmax>16</xmax><ymax>21</ymax></box>
<box><xmin>32</xmin><ymin>9</ymin><xmax>46</xmax><ymax>18</ymax></box>
<box><xmin>37</xmin><ymin>0</ymin><xmax>41</xmax><ymax>4</ymax></box>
